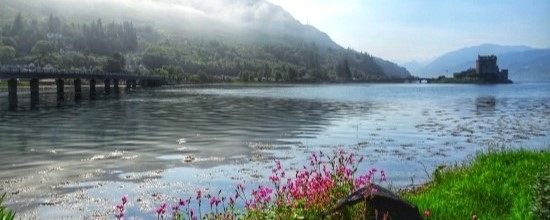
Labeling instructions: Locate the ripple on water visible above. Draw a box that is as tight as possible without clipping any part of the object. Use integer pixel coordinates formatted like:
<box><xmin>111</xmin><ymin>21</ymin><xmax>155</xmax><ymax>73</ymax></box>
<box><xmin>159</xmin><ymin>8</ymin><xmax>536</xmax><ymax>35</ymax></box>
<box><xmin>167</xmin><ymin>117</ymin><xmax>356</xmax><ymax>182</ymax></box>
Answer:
<box><xmin>0</xmin><ymin>84</ymin><xmax>549</xmax><ymax>218</ymax></box>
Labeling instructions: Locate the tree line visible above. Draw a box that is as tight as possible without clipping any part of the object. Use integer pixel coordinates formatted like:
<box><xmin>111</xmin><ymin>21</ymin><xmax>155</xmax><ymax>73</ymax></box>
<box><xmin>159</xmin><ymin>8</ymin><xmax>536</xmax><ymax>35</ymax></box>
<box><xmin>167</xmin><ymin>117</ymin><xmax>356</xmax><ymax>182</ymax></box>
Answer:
<box><xmin>1</xmin><ymin>13</ymin><xmax>395</xmax><ymax>83</ymax></box>
<box><xmin>0</xmin><ymin>13</ymin><xmax>137</xmax><ymax>73</ymax></box>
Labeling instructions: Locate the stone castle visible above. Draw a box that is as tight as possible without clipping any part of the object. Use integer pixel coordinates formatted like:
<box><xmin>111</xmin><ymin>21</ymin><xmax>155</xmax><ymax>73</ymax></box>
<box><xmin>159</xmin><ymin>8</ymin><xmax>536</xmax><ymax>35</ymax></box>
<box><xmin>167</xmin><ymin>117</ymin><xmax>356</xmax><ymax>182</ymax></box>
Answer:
<box><xmin>476</xmin><ymin>55</ymin><xmax>508</xmax><ymax>79</ymax></box>
<box><xmin>453</xmin><ymin>55</ymin><xmax>510</xmax><ymax>83</ymax></box>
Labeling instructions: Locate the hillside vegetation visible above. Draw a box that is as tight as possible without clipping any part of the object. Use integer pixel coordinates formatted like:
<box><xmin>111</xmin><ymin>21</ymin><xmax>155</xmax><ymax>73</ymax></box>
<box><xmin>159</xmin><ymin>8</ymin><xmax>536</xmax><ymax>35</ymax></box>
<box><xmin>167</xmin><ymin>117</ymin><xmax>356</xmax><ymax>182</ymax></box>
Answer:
<box><xmin>0</xmin><ymin>0</ymin><xmax>410</xmax><ymax>83</ymax></box>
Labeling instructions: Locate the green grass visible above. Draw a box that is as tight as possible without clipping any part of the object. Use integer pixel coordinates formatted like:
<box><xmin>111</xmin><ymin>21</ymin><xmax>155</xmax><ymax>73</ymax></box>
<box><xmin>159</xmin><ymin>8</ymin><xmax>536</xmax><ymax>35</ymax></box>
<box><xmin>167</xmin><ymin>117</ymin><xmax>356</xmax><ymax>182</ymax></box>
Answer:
<box><xmin>403</xmin><ymin>149</ymin><xmax>550</xmax><ymax>219</ymax></box>
<box><xmin>0</xmin><ymin>193</ymin><xmax>15</xmax><ymax>220</ymax></box>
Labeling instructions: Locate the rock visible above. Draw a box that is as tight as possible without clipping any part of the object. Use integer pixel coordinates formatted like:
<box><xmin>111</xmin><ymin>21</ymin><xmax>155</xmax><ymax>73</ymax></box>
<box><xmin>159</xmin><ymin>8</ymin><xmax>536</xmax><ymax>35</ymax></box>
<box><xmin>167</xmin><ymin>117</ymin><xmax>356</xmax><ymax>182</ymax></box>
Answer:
<box><xmin>183</xmin><ymin>155</ymin><xmax>195</xmax><ymax>163</ymax></box>
<box><xmin>328</xmin><ymin>184</ymin><xmax>422</xmax><ymax>220</ymax></box>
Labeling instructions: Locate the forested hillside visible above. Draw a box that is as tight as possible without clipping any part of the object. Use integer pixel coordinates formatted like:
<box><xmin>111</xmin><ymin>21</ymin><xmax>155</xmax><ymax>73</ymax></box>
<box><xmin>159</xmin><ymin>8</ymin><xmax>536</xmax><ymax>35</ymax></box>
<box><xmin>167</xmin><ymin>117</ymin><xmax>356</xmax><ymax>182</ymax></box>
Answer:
<box><xmin>0</xmin><ymin>0</ymin><xmax>410</xmax><ymax>83</ymax></box>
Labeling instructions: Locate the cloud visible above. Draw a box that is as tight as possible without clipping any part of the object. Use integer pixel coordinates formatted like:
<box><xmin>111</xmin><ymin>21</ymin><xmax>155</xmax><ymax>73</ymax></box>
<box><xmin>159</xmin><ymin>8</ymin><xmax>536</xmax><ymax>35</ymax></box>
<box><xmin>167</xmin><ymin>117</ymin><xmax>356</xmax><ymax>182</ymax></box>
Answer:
<box><xmin>15</xmin><ymin>0</ymin><xmax>311</xmax><ymax>44</ymax></box>
<box><xmin>29</xmin><ymin>0</ymin><xmax>295</xmax><ymax>27</ymax></box>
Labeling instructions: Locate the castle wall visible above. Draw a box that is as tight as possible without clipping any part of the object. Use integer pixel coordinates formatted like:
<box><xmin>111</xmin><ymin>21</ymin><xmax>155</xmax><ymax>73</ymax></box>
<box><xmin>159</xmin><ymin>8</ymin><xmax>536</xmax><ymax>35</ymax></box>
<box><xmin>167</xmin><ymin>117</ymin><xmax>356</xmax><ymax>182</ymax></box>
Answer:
<box><xmin>476</xmin><ymin>55</ymin><xmax>500</xmax><ymax>74</ymax></box>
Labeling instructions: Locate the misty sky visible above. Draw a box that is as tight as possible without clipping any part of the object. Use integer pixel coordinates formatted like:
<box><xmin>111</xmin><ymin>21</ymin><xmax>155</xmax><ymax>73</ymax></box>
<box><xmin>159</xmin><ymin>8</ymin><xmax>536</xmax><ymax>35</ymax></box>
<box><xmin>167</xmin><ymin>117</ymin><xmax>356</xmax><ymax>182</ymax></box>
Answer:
<box><xmin>268</xmin><ymin>0</ymin><xmax>550</xmax><ymax>63</ymax></box>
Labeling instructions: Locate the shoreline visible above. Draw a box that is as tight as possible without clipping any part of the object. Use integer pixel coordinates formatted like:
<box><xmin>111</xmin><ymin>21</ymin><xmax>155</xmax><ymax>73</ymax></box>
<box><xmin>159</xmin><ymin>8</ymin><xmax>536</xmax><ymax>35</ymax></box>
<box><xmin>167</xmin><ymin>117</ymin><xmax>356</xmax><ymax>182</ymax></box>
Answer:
<box><xmin>3</xmin><ymin>146</ymin><xmax>548</xmax><ymax>219</ymax></box>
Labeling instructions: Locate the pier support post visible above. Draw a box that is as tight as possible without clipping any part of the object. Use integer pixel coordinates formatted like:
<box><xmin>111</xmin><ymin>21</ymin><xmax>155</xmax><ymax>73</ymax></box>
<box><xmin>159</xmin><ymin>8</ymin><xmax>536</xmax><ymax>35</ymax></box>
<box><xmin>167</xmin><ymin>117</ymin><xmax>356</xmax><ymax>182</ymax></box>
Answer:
<box><xmin>74</xmin><ymin>79</ymin><xmax>82</xmax><ymax>101</ymax></box>
<box><xmin>30</xmin><ymin>78</ymin><xmax>39</xmax><ymax>106</ymax></box>
<box><xmin>56</xmin><ymin>78</ymin><xmax>64</xmax><ymax>101</ymax></box>
<box><xmin>89</xmin><ymin>79</ymin><xmax>96</xmax><ymax>100</ymax></box>
<box><xmin>140</xmin><ymin>80</ymin><xmax>148</xmax><ymax>87</ymax></box>
<box><xmin>8</xmin><ymin>78</ymin><xmax>17</xmax><ymax>110</ymax></box>
<box><xmin>113</xmin><ymin>79</ymin><xmax>119</xmax><ymax>92</ymax></box>
<box><xmin>126</xmin><ymin>79</ymin><xmax>131</xmax><ymax>90</ymax></box>
<box><xmin>104</xmin><ymin>79</ymin><xmax>111</xmax><ymax>94</ymax></box>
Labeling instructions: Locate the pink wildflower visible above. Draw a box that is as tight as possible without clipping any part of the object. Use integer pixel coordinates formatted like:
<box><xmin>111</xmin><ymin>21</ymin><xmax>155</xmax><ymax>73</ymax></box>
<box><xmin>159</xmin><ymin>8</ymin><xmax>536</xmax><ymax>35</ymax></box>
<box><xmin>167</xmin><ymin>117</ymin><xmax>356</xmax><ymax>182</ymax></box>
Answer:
<box><xmin>424</xmin><ymin>210</ymin><xmax>431</xmax><ymax>217</ymax></box>
<box><xmin>196</xmin><ymin>190</ymin><xmax>202</xmax><ymax>200</ymax></box>
<box><xmin>116</xmin><ymin>204</ymin><xmax>124</xmax><ymax>212</ymax></box>
<box><xmin>380</xmin><ymin>169</ymin><xmax>387</xmax><ymax>182</ymax></box>
<box><xmin>209</xmin><ymin>196</ymin><xmax>221</xmax><ymax>208</ymax></box>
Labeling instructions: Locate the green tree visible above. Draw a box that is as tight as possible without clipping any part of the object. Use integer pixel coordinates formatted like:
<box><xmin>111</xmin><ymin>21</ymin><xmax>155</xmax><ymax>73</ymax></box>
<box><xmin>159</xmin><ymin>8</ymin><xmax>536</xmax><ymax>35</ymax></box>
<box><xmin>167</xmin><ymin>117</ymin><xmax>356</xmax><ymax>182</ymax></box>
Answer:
<box><xmin>336</xmin><ymin>59</ymin><xmax>352</xmax><ymax>81</ymax></box>
<box><xmin>10</xmin><ymin>13</ymin><xmax>25</xmax><ymax>36</ymax></box>
<box><xmin>104</xmin><ymin>53</ymin><xmax>126</xmax><ymax>73</ymax></box>
<box><xmin>343</xmin><ymin>59</ymin><xmax>352</xmax><ymax>80</ymax></box>
<box><xmin>239</xmin><ymin>71</ymin><xmax>250</xmax><ymax>82</ymax></box>
<box><xmin>31</xmin><ymin>40</ymin><xmax>56</xmax><ymax>56</ymax></box>
<box><xmin>287</xmin><ymin>67</ymin><xmax>297</xmax><ymax>81</ymax></box>
<box><xmin>142</xmin><ymin>46</ymin><xmax>174</xmax><ymax>69</ymax></box>
<box><xmin>47</xmin><ymin>14</ymin><xmax>62</xmax><ymax>33</ymax></box>
<box><xmin>262</xmin><ymin>63</ymin><xmax>270</xmax><ymax>81</ymax></box>
<box><xmin>271</xmin><ymin>71</ymin><xmax>282</xmax><ymax>82</ymax></box>
<box><xmin>0</xmin><ymin>45</ymin><xmax>16</xmax><ymax>63</ymax></box>
<box><xmin>152</xmin><ymin>68</ymin><xmax>169</xmax><ymax>77</ymax></box>
<box><xmin>163</xmin><ymin>65</ymin><xmax>183</xmax><ymax>81</ymax></box>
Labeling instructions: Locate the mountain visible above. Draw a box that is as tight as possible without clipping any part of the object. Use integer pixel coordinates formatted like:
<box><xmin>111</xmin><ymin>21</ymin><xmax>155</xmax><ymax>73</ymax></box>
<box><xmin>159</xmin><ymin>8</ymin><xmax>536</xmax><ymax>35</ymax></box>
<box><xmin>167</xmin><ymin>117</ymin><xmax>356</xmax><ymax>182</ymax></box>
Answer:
<box><xmin>400</xmin><ymin>60</ymin><xmax>424</xmax><ymax>76</ymax></box>
<box><xmin>0</xmin><ymin>0</ymin><xmax>410</xmax><ymax>80</ymax></box>
<box><xmin>412</xmin><ymin>44</ymin><xmax>534</xmax><ymax>76</ymax></box>
<box><xmin>0</xmin><ymin>0</ymin><xmax>340</xmax><ymax>49</ymax></box>
<box><xmin>489</xmin><ymin>49</ymin><xmax>550</xmax><ymax>82</ymax></box>
<box><xmin>408</xmin><ymin>44</ymin><xmax>550</xmax><ymax>82</ymax></box>
<box><xmin>374</xmin><ymin>57</ymin><xmax>410</xmax><ymax>78</ymax></box>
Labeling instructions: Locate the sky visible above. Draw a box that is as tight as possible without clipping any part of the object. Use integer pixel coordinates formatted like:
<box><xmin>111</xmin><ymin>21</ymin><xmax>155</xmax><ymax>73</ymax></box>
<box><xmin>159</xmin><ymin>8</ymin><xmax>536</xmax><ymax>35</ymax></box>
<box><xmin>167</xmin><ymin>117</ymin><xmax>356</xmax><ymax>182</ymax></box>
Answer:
<box><xmin>267</xmin><ymin>0</ymin><xmax>550</xmax><ymax>63</ymax></box>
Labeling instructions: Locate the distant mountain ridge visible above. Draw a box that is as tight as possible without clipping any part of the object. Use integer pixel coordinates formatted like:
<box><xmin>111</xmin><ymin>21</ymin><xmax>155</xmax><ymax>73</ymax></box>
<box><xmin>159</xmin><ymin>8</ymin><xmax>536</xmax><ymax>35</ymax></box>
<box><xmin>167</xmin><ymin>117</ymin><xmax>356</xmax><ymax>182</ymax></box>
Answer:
<box><xmin>408</xmin><ymin>44</ymin><xmax>550</xmax><ymax>82</ymax></box>
<box><xmin>374</xmin><ymin>57</ymin><xmax>410</xmax><ymax>78</ymax></box>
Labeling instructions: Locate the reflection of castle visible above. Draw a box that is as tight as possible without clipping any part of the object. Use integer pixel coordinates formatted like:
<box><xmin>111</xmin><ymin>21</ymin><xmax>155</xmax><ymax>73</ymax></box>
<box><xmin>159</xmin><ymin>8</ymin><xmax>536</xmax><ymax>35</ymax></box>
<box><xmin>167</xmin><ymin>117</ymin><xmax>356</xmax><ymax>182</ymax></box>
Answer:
<box><xmin>475</xmin><ymin>96</ymin><xmax>496</xmax><ymax>113</ymax></box>
<box><xmin>475</xmin><ymin>55</ymin><xmax>509</xmax><ymax>81</ymax></box>
<box><xmin>453</xmin><ymin>55</ymin><xmax>511</xmax><ymax>83</ymax></box>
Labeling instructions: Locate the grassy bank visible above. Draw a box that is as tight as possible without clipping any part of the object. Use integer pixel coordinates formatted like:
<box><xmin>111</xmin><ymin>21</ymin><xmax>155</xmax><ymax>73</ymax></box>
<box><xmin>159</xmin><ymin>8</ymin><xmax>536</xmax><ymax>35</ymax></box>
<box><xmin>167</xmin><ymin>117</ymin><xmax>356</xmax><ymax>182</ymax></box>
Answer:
<box><xmin>402</xmin><ymin>149</ymin><xmax>550</xmax><ymax>219</ymax></box>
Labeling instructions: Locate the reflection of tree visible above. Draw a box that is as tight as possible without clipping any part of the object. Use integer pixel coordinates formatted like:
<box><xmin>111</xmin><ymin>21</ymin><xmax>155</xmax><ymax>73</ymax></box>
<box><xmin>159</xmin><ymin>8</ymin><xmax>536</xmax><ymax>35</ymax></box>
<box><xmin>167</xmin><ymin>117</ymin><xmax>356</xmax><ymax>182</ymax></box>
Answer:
<box><xmin>177</xmin><ymin>94</ymin><xmax>374</xmax><ymax>143</ymax></box>
<box><xmin>0</xmin><ymin>90</ymin><xmax>377</xmax><ymax>174</ymax></box>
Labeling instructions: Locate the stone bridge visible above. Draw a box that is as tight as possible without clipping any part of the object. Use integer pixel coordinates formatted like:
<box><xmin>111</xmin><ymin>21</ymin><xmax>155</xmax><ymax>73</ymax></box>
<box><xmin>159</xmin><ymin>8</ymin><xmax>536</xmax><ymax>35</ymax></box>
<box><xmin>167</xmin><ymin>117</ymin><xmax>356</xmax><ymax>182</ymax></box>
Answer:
<box><xmin>1</xmin><ymin>69</ymin><xmax>165</xmax><ymax>110</ymax></box>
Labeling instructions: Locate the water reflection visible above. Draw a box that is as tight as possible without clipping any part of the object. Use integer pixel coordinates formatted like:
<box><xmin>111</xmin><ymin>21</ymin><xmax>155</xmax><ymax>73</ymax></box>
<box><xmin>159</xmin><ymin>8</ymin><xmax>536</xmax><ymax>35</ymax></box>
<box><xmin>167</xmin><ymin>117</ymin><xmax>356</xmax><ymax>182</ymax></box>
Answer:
<box><xmin>0</xmin><ymin>83</ymin><xmax>549</xmax><ymax>218</ymax></box>
<box><xmin>0</xmin><ymin>88</ymin><xmax>377</xmax><ymax>179</ymax></box>
<box><xmin>475</xmin><ymin>96</ymin><xmax>496</xmax><ymax>113</ymax></box>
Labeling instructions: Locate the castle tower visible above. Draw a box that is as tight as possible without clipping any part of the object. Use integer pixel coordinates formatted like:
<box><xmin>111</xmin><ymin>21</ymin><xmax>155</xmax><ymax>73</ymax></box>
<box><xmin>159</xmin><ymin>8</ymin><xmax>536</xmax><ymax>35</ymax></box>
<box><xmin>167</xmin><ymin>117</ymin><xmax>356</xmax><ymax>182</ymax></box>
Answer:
<box><xmin>476</xmin><ymin>55</ymin><xmax>499</xmax><ymax>74</ymax></box>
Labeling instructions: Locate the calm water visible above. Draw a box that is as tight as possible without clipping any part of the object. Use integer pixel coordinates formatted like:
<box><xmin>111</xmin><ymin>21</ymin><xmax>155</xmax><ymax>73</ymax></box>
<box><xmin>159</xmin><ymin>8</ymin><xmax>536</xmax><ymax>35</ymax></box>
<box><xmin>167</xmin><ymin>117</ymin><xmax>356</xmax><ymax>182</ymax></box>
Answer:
<box><xmin>0</xmin><ymin>83</ymin><xmax>549</xmax><ymax>218</ymax></box>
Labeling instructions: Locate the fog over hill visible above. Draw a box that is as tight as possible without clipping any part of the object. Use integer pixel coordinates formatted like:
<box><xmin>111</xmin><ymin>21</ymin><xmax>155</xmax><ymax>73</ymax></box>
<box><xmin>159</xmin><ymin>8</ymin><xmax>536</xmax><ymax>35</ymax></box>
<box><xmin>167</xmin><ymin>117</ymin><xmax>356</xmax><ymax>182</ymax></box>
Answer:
<box><xmin>1</xmin><ymin>0</ymin><xmax>340</xmax><ymax>48</ymax></box>
<box><xmin>0</xmin><ymin>0</ymin><xmax>410</xmax><ymax>80</ymax></box>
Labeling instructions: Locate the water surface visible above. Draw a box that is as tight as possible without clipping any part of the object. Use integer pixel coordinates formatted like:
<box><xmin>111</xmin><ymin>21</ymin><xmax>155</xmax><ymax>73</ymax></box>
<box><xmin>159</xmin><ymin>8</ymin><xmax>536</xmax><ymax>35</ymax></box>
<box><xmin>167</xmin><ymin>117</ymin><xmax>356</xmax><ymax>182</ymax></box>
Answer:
<box><xmin>0</xmin><ymin>83</ymin><xmax>549</xmax><ymax>218</ymax></box>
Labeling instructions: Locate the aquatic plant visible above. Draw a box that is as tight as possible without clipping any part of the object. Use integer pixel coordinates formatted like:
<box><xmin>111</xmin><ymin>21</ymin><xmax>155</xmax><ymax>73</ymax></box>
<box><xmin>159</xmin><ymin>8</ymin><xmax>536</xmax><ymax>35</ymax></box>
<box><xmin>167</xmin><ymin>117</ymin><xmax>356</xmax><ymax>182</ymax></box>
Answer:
<box><xmin>149</xmin><ymin>149</ymin><xmax>387</xmax><ymax>219</ymax></box>
<box><xmin>0</xmin><ymin>193</ymin><xmax>15</xmax><ymax>220</ymax></box>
